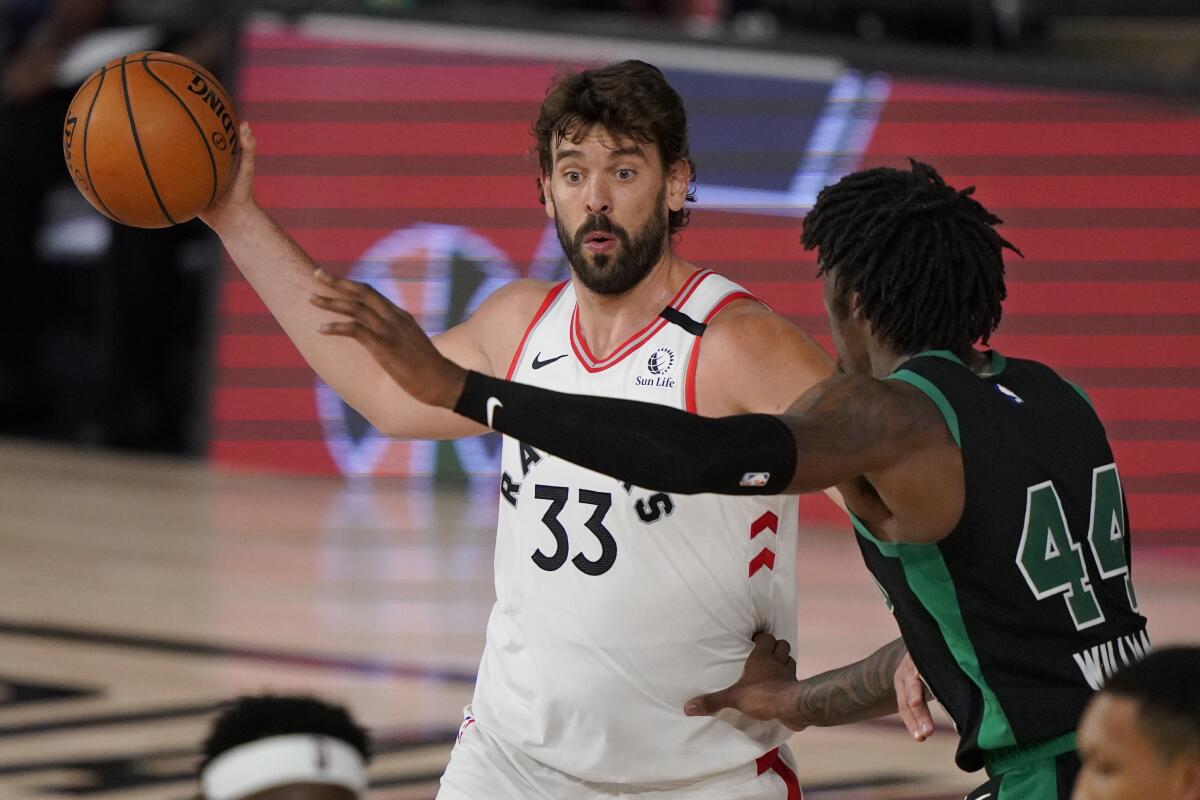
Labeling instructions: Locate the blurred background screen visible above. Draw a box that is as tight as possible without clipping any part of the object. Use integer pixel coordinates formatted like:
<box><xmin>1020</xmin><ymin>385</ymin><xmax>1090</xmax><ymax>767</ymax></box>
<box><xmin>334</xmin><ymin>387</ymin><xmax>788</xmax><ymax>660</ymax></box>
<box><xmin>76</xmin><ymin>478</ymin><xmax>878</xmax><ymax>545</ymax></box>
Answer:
<box><xmin>2</xmin><ymin>6</ymin><xmax>1198</xmax><ymax>798</ymax></box>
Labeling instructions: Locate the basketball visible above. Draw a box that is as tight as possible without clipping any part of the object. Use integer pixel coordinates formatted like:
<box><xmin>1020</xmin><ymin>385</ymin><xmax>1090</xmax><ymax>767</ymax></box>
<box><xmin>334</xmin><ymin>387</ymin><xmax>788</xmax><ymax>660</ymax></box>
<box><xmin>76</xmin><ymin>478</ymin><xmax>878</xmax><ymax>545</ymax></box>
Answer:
<box><xmin>62</xmin><ymin>51</ymin><xmax>240</xmax><ymax>229</ymax></box>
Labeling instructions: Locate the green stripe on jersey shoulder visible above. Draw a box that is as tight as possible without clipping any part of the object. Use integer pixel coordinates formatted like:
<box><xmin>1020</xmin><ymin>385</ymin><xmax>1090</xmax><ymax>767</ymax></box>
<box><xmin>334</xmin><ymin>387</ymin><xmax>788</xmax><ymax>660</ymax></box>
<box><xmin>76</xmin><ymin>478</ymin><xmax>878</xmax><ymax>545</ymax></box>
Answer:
<box><xmin>908</xmin><ymin>349</ymin><xmax>1007</xmax><ymax>377</ymax></box>
<box><xmin>896</xmin><ymin>545</ymin><xmax>1018</xmax><ymax>752</ymax></box>
<box><xmin>987</xmin><ymin>350</ymin><xmax>1008</xmax><ymax>376</ymax></box>
<box><xmin>910</xmin><ymin>349</ymin><xmax>965</xmax><ymax>366</ymax></box>
<box><xmin>886</xmin><ymin>370</ymin><xmax>961</xmax><ymax>447</ymax></box>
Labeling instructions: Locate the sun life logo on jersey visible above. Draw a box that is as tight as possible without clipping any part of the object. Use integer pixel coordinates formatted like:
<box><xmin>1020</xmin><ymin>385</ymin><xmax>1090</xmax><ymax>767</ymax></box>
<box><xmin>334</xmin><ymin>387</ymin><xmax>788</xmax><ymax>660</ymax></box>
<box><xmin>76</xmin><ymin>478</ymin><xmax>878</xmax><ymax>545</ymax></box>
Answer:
<box><xmin>648</xmin><ymin>348</ymin><xmax>675</xmax><ymax>375</ymax></box>
<box><xmin>635</xmin><ymin>348</ymin><xmax>677</xmax><ymax>388</ymax></box>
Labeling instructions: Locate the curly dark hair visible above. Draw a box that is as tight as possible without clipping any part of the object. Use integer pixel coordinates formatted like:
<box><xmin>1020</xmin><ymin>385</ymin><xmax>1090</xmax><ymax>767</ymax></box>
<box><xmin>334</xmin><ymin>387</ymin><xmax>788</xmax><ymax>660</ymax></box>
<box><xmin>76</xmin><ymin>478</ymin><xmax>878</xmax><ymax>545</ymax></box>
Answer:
<box><xmin>533</xmin><ymin>60</ymin><xmax>697</xmax><ymax>235</ymax></box>
<box><xmin>199</xmin><ymin>694</ymin><xmax>371</xmax><ymax>773</ymax></box>
<box><xmin>802</xmin><ymin>159</ymin><xmax>1021</xmax><ymax>355</ymax></box>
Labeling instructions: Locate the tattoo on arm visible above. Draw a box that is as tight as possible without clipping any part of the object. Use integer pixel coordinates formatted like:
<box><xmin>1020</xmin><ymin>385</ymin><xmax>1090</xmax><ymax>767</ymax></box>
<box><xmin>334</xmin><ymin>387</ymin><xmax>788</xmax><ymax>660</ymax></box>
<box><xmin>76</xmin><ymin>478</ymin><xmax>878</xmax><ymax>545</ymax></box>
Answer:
<box><xmin>793</xmin><ymin>638</ymin><xmax>908</xmax><ymax>726</ymax></box>
<box><xmin>782</xmin><ymin>374</ymin><xmax>932</xmax><ymax>493</ymax></box>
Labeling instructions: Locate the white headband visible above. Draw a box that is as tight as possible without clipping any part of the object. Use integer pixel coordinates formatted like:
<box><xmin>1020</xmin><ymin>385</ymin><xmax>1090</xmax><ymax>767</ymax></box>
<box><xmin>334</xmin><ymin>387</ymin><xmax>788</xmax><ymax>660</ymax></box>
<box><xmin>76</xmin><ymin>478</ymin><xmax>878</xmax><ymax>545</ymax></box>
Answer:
<box><xmin>201</xmin><ymin>733</ymin><xmax>367</xmax><ymax>800</ymax></box>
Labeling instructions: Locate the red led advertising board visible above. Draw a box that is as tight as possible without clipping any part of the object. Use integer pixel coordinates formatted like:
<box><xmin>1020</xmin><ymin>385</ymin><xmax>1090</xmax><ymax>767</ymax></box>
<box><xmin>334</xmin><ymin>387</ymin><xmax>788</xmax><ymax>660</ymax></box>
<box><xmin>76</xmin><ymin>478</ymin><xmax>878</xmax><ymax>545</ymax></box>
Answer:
<box><xmin>212</xmin><ymin>19</ymin><xmax>1200</xmax><ymax>538</ymax></box>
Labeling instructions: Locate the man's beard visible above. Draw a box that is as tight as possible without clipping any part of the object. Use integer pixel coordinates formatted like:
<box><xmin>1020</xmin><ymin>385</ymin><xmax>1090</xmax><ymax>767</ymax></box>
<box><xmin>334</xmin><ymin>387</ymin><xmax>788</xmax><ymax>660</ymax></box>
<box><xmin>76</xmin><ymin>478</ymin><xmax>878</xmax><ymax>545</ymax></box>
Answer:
<box><xmin>555</xmin><ymin>190</ymin><xmax>668</xmax><ymax>297</ymax></box>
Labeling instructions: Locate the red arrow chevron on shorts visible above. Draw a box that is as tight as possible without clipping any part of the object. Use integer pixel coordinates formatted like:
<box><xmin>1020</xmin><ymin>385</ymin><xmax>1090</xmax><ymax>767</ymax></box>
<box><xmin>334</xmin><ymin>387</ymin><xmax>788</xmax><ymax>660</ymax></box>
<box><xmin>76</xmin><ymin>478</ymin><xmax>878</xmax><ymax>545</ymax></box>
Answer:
<box><xmin>748</xmin><ymin>547</ymin><xmax>776</xmax><ymax>576</ymax></box>
<box><xmin>750</xmin><ymin>511</ymin><xmax>778</xmax><ymax>539</ymax></box>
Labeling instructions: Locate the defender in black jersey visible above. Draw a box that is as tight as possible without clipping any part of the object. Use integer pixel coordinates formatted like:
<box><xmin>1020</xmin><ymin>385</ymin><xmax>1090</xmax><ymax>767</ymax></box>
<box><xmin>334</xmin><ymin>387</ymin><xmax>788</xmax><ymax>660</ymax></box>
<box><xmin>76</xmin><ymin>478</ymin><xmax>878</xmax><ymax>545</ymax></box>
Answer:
<box><xmin>848</xmin><ymin>348</ymin><xmax>1148</xmax><ymax>794</ymax></box>
<box><xmin>313</xmin><ymin>160</ymin><xmax>1150</xmax><ymax>799</ymax></box>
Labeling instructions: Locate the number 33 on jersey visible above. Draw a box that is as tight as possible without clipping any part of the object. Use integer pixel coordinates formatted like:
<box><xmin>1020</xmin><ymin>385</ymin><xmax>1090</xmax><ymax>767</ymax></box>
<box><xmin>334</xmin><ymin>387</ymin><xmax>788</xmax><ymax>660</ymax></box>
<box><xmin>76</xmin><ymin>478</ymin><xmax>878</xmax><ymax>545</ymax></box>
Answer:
<box><xmin>472</xmin><ymin>272</ymin><xmax>802</xmax><ymax>782</ymax></box>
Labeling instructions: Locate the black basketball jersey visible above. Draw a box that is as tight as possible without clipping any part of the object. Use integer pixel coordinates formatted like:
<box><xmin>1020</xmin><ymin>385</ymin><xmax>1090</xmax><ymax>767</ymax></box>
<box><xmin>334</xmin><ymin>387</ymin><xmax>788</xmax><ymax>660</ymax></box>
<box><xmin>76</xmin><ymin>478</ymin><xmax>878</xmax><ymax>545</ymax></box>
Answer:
<box><xmin>853</xmin><ymin>350</ymin><xmax>1149</xmax><ymax>773</ymax></box>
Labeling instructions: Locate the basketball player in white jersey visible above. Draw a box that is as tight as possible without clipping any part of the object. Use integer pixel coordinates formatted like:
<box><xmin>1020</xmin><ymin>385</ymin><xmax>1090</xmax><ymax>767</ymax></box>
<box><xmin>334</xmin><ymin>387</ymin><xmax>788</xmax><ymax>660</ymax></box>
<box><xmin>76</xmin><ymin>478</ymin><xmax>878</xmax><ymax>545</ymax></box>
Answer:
<box><xmin>203</xmin><ymin>61</ymin><xmax>836</xmax><ymax>798</ymax></box>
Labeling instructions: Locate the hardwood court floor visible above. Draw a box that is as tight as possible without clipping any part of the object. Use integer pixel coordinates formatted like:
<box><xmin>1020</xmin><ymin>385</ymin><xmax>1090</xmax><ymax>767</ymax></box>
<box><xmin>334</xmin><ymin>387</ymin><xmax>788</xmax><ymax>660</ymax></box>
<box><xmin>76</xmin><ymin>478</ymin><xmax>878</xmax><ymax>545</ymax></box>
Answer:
<box><xmin>1</xmin><ymin>441</ymin><xmax>1195</xmax><ymax>800</ymax></box>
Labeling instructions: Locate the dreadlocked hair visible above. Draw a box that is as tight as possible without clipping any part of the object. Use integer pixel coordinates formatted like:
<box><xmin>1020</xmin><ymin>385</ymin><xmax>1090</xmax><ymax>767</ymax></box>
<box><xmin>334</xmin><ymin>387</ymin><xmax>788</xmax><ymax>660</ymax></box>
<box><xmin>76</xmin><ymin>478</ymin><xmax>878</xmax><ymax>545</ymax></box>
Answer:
<box><xmin>198</xmin><ymin>694</ymin><xmax>371</xmax><ymax>773</ymax></box>
<box><xmin>801</xmin><ymin>159</ymin><xmax>1021</xmax><ymax>354</ymax></box>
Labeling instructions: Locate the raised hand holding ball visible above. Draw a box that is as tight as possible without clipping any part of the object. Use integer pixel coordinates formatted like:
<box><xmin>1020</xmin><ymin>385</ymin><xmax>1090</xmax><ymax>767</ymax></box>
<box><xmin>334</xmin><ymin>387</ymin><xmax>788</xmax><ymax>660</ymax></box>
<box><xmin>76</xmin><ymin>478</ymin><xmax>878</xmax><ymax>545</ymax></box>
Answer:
<box><xmin>62</xmin><ymin>51</ymin><xmax>240</xmax><ymax>228</ymax></box>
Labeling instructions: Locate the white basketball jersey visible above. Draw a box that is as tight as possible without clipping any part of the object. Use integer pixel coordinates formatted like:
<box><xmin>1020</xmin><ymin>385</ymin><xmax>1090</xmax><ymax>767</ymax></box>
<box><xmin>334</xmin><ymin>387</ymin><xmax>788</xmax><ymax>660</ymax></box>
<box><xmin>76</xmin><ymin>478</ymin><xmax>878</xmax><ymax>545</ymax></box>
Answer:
<box><xmin>472</xmin><ymin>270</ymin><xmax>801</xmax><ymax>784</ymax></box>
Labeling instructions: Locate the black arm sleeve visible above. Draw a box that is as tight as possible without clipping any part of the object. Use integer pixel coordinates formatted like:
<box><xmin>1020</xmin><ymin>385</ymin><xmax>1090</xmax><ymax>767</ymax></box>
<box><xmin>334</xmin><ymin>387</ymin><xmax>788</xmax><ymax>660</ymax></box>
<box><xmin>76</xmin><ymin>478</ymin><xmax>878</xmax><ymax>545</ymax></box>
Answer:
<box><xmin>453</xmin><ymin>370</ymin><xmax>797</xmax><ymax>495</ymax></box>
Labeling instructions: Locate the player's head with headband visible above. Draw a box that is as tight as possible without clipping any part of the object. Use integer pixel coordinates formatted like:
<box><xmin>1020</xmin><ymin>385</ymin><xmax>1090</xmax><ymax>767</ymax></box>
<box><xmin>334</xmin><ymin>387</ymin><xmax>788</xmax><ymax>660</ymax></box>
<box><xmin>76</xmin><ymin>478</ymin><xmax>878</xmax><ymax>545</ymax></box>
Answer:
<box><xmin>533</xmin><ymin>60</ymin><xmax>696</xmax><ymax>296</ymax></box>
<box><xmin>198</xmin><ymin>694</ymin><xmax>372</xmax><ymax>800</ymax></box>
<box><xmin>801</xmin><ymin>159</ymin><xmax>1021</xmax><ymax>375</ymax></box>
<box><xmin>1074</xmin><ymin>647</ymin><xmax>1200</xmax><ymax>800</ymax></box>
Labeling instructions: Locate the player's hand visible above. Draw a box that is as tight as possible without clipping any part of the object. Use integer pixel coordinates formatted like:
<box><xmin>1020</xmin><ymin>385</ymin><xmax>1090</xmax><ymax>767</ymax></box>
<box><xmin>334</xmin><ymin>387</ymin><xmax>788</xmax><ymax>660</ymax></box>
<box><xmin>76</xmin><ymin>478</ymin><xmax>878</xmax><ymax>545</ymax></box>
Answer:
<box><xmin>683</xmin><ymin>633</ymin><xmax>807</xmax><ymax>732</ymax></box>
<box><xmin>310</xmin><ymin>269</ymin><xmax>468</xmax><ymax>408</ymax></box>
<box><xmin>200</xmin><ymin>121</ymin><xmax>256</xmax><ymax>230</ymax></box>
<box><xmin>894</xmin><ymin>651</ymin><xmax>934</xmax><ymax>741</ymax></box>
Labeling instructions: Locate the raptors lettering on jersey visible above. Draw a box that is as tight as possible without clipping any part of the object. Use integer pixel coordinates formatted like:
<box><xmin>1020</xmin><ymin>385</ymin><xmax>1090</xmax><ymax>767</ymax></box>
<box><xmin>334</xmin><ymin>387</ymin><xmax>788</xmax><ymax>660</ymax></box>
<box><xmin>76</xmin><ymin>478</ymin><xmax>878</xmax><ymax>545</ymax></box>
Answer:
<box><xmin>471</xmin><ymin>270</ymin><xmax>802</xmax><ymax>782</ymax></box>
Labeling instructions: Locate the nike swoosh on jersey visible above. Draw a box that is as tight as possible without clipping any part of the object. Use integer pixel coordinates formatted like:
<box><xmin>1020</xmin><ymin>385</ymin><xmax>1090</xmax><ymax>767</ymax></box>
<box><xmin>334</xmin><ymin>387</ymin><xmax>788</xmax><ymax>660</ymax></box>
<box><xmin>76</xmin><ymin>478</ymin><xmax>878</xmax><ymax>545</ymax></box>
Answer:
<box><xmin>531</xmin><ymin>353</ymin><xmax>568</xmax><ymax>369</ymax></box>
<box><xmin>486</xmin><ymin>397</ymin><xmax>503</xmax><ymax>428</ymax></box>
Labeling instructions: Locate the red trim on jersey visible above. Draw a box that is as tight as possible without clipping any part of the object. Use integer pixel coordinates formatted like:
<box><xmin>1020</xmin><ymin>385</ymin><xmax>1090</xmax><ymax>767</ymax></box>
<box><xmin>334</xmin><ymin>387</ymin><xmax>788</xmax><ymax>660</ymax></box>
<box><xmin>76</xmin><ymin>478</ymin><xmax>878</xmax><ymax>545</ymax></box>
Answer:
<box><xmin>505</xmin><ymin>281</ymin><xmax>569</xmax><ymax>380</ymax></box>
<box><xmin>569</xmin><ymin>270</ymin><xmax>713</xmax><ymax>373</ymax></box>
<box><xmin>671</xmin><ymin>268</ymin><xmax>716</xmax><ymax>313</ymax></box>
<box><xmin>683</xmin><ymin>291</ymin><xmax>763</xmax><ymax>413</ymax></box>
<box><xmin>456</xmin><ymin>712</ymin><xmax>477</xmax><ymax>743</ymax></box>
<box><xmin>773</xmin><ymin>758</ymin><xmax>803</xmax><ymax>799</ymax></box>
<box><xmin>756</xmin><ymin>748</ymin><xmax>802</xmax><ymax>799</ymax></box>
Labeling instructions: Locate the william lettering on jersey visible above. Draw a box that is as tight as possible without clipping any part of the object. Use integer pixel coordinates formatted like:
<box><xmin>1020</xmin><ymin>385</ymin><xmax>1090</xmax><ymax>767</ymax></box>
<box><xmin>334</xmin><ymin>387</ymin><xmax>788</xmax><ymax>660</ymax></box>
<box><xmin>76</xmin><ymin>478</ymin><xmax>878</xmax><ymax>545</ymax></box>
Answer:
<box><xmin>1073</xmin><ymin>628</ymin><xmax>1152</xmax><ymax>690</ymax></box>
<box><xmin>633</xmin><ymin>375</ymin><xmax>677</xmax><ymax>388</ymax></box>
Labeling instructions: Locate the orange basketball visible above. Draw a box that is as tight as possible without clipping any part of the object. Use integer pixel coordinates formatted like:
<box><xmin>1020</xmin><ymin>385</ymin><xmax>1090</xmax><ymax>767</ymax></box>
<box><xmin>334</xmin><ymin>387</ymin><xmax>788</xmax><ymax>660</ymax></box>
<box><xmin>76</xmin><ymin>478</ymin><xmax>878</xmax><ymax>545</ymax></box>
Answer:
<box><xmin>62</xmin><ymin>51</ymin><xmax>240</xmax><ymax>229</ymax></box>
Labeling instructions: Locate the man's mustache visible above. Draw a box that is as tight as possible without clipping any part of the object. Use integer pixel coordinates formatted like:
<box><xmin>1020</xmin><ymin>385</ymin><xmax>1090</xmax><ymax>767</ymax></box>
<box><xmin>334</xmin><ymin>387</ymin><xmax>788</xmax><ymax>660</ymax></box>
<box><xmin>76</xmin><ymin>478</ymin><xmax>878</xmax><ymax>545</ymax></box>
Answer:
<box><xmin>575</xmin><ymin>214</ymin><xmax>627</xmax><ymax>245</ymax></box>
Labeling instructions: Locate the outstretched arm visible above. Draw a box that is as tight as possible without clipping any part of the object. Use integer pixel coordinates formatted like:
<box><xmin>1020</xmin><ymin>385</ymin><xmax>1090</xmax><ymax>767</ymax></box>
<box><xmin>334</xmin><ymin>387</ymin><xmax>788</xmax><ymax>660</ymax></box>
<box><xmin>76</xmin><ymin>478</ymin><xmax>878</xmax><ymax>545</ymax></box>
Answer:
<box><xmin>201</xmin><ymin>124</ymin><xmax>542</xmax><ymax>439</ymax></box>
<box><xmin>450</xmin><ymin>368</ymin><xmax>942</xmax><ymax>500</ymax></box>
<box><xmin>316</xmin><ymin>274</ymin><xmax>962</xmax><ymax>540</ymax></box>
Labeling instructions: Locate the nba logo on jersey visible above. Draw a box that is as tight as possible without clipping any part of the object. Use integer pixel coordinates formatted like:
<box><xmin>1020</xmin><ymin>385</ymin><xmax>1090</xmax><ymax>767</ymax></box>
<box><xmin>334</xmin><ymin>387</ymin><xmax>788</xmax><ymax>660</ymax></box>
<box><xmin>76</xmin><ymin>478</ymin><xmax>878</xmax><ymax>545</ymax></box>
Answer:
<box><xmin>996</xmin><ymin>383</ymin><xmax>1025</xmax><ymax>404</ymax></box>
<box><xmin>741</xmin><ymin>472</ymin><xmax>771</xmax><ymax>487</ymax></box>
